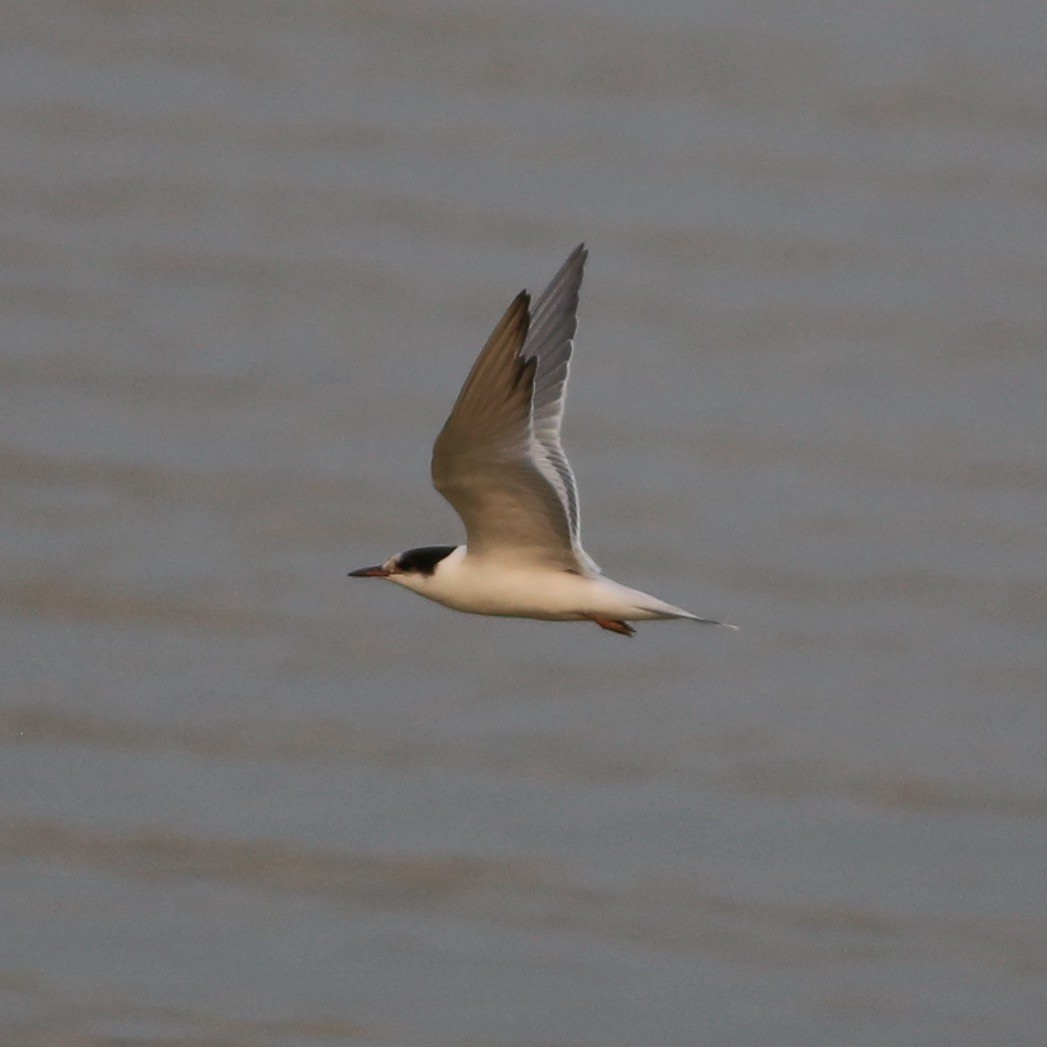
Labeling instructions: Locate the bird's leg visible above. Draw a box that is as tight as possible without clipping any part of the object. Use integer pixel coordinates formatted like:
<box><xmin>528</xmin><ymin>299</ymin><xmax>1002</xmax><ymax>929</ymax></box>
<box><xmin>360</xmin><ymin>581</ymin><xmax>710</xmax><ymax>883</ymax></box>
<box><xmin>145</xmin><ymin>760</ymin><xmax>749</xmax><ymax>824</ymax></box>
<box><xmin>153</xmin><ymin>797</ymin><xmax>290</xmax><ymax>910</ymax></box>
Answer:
<box><xmin>583</xmin><ymin>614</ymin><xmax>636</xmax><ymax>637</ymax></box>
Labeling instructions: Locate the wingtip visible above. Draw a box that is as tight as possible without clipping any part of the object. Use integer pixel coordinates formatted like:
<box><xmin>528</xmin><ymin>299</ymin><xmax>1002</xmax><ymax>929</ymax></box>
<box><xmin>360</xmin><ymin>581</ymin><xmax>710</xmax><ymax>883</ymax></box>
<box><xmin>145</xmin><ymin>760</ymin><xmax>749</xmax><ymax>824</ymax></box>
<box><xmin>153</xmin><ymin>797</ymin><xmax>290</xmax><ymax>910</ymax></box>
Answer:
<box><xmin>503</xmin><ymin>290</ymin><xmax>532</xmax><ymax>339</ymax></box>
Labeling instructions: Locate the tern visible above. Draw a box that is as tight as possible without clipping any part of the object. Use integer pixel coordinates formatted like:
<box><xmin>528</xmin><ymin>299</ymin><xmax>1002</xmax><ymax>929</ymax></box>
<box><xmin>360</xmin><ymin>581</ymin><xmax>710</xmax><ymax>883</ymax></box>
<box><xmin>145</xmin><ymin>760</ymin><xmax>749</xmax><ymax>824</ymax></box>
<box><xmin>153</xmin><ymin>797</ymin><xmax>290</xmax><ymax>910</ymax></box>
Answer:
<box><xmin>350</xmin><ymin>245</ymin><xmax>734</xmax><ymax>637</ymax></box>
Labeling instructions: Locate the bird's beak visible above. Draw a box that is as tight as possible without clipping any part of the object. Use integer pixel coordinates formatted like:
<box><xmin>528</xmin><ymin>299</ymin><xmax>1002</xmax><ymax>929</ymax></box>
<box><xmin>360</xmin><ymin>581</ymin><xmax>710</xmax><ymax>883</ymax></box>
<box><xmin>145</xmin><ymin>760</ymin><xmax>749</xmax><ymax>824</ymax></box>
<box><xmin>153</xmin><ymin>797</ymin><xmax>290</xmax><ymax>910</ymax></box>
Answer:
<box><xmin>348</xmin><ymin>565</ymin><xmax>392</xmax><ymax>578</ymax></box>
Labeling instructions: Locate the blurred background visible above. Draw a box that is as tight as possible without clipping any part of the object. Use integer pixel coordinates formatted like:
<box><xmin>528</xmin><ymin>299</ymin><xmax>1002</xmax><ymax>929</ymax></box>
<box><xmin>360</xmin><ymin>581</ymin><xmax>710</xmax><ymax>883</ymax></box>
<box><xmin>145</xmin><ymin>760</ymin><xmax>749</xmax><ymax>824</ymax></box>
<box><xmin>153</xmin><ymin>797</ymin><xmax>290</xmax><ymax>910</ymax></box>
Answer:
<box><xmin>2</xmin><ymin>2</ymin><xmax>1046</xmax><ymax>1045</ymax></box>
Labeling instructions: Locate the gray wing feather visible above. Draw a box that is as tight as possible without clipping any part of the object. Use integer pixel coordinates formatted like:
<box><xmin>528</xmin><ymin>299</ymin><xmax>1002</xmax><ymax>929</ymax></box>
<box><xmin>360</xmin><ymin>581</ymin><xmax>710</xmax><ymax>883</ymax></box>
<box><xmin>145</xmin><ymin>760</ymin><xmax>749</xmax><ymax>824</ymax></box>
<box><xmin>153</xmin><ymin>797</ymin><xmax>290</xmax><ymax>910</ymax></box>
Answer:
<box><xmin>524</xmin><ymin>244</ymin><xmax>600</xmax><ymax>573</ymax></box>
<box><xmin>431</xmin><ymin>292</ymin><xmax>577</xmax><ymax>568</ymax></box>
<box><xmin>431</xmin><ymin>247</ymin><xmax>598</xmax><ymax>573</ymax></box>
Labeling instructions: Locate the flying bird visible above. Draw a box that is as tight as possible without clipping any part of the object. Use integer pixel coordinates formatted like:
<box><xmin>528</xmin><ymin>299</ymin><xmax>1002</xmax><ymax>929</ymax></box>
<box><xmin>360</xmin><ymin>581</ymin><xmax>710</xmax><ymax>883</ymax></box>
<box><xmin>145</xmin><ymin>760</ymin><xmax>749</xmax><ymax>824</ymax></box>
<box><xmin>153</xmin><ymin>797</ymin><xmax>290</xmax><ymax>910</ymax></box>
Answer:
<box><xmin>350</xmin><ymin>245</ymin><xmax>734</xmax><ymax>637</ymax></box>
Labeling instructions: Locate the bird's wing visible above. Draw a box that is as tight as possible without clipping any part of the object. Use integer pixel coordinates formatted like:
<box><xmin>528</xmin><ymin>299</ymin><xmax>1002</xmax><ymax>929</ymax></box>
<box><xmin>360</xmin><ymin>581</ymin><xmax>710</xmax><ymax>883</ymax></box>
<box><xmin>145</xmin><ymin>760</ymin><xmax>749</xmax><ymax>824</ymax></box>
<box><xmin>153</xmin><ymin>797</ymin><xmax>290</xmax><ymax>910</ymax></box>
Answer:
<box><xmin>431</xmin><ymin>258</ymin><xmax>593</xmax><ymax>572</ymax></box>
<box><xmin>522</xmin><ymin>243</ymin><xmax>599</xmax><ymax>574</ymax></box>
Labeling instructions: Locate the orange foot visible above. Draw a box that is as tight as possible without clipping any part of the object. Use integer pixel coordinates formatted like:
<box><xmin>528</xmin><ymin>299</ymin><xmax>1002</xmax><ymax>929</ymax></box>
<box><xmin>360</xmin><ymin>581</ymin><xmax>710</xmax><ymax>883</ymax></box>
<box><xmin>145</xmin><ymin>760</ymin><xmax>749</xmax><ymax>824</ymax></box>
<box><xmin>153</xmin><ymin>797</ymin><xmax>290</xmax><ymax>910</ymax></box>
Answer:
<box><xmin>584</xmin><ymin>614</ymin><xmax>636</xmax><ymax>637</ymax></box>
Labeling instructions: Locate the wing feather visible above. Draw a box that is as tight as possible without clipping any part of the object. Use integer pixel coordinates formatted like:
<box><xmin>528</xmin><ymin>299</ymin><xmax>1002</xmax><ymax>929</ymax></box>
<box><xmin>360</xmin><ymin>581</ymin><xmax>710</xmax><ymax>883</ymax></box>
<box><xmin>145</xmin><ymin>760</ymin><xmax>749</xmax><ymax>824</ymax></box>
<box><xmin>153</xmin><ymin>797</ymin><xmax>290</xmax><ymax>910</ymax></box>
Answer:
<box><xmin>431</xmin><ymin>248</ymin><xmax>598</xmax><ymax>573</ymax></box>
<box><xmin>431</xmin><ymin>292</ymin><xmax>577</xmax><ymax>567</ymax></box>
<box><xmin>524</xmin><ymin>245</ymin><xmax>599</xmax><ymax>573</ymax></box>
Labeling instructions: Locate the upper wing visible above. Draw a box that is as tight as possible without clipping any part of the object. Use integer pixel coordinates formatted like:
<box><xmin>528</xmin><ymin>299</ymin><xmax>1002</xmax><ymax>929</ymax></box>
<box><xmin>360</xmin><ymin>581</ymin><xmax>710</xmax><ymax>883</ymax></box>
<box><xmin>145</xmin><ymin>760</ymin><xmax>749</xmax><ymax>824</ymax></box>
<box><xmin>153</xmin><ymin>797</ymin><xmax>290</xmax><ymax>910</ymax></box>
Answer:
<box><xmin>431</xmin><ymin>251</ymin><xmax>594</xmax><ymax>571</ymax></box>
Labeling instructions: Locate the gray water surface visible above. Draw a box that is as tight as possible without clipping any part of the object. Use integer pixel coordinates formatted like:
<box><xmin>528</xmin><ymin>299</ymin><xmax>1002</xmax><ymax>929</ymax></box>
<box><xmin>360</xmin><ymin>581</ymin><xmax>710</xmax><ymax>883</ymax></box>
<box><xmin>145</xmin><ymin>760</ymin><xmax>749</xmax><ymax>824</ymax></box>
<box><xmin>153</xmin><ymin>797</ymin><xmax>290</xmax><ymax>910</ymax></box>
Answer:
<box><xmin>3</xmin><ymin>3</ymin><xmax>1046</xmax><ymax>1045</ymax></box>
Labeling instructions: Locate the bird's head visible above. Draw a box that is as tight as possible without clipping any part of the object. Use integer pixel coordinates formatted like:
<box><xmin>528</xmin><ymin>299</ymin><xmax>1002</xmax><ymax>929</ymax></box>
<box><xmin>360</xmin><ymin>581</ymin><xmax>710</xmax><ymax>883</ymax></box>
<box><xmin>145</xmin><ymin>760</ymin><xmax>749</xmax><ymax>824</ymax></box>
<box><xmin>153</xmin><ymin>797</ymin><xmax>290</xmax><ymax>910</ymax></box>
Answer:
<box><xmin>348</xmin><ymin>545</ymin><xmax>458</xmax><ymax>591</ymax></box>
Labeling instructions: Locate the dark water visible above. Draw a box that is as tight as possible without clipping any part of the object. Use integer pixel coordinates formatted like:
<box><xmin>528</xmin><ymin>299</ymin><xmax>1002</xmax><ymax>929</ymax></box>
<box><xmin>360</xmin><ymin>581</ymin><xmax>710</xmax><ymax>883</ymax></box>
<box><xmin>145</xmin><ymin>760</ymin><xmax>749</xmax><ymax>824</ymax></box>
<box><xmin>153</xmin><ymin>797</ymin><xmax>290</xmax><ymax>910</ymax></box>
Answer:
<box><xmin>3</xmin><ymin>2</ymin><xmax>1046</xmax><ymax>1044</ymax></box>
